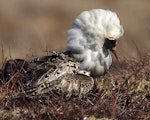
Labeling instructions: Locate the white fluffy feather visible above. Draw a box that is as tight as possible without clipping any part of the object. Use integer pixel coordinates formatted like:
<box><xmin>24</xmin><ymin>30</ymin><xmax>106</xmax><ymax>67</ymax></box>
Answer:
<box><xmin>66</xmin><ymin>9</ymin><xmax>124</xmax><ymax>76</ymax></box>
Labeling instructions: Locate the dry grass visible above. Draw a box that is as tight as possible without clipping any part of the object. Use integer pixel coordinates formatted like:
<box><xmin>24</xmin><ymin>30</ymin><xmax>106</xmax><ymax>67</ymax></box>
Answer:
<box><xmin>0</xmin><ymin>54</ymin><xmax>149</xmax><ymax>120</ymax></box>
<box><xmin>0</xmin><ymin>1</ymin><xmax>150</xmax><ymax>119</ymax></box>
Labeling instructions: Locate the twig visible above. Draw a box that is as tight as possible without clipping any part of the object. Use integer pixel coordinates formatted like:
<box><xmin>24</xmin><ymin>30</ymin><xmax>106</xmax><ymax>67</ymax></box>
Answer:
<box><xmin>111</xmin><ymin>95</ymin><xmax>116</xmax><ymax>119</ymax></box>
<box><xmin>87</xmin><ymin>98</ymin><xmax>94</xmax><ymax>105</ymax></box>
<box><xmin>9</xmin><ymin>45</ymin><xmax>12</xmax><ymax>59</ymax></box>
<box><xmin>1</xmin><ymin>40</ymin><xmax>4</xmax><ymax>64</ymax></box>
<box><xmin>11</xmin><ymin>60</ymin><xmax>27</xmax><ymax>89</ymax></box>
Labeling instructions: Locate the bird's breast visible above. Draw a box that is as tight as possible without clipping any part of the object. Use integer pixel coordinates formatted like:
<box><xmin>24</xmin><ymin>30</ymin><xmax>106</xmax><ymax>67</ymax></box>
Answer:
<box><xmin>79</xmin><ymin>48</ymin><xmax>112</xmax><ymax>77</ymax></box>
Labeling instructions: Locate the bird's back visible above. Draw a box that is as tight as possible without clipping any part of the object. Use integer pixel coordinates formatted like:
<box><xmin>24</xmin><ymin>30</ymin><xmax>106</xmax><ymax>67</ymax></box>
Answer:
<box><xmin>24</xmin><ymin>51</ymin><xmax>94</xmax><ymax>99</ymax></box>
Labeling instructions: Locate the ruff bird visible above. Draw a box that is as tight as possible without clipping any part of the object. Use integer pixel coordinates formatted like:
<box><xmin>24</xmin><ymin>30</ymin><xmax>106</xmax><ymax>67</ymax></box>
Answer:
<box><xmin>67</xmin><ymin>9</ymin><xmax>124</xmax><ymax>77</ymax></box>
<box><xmin>25</xmin><ymin>52</ymin><xmax>94</xmax><ymax>99</ymax></box>
<box><xmin>22</xmin><ymin>9</ymin><xmax>123</xmax><ymax>98</ymax></box>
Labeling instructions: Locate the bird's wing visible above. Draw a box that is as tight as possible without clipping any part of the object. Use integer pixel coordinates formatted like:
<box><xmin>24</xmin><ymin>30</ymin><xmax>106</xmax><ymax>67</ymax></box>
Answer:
<box><xmin>25</xmin><ymin>53</ymin><xmax>94</xmax><ymax>99</ymax></box>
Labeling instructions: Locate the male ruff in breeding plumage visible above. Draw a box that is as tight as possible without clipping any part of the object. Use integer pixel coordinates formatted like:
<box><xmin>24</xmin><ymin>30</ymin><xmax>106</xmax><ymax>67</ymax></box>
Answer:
<box><xmin>24</xmin><ymin>9</ymin><xmax>124</xmax><ymax>98</ymax></box>
<box><xmin>67</xmin><ymin>9</ymin><xmax>124</xmax><ymax>77</ymax></box>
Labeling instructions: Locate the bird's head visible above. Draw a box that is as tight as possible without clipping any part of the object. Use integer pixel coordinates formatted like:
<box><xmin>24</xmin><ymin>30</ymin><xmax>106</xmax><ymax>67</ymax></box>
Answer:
<box><xmin>104</xmin><ymin>39</ymin><xmax>120</xmax><ymax>63</ymax></box>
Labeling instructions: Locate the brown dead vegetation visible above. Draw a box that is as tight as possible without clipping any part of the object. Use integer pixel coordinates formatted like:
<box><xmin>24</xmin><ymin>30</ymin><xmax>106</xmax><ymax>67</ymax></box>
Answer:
<box><xmin>0</xmin><ymin>54</ymin><xmax>149</xmax><ymax>120</ymax></box>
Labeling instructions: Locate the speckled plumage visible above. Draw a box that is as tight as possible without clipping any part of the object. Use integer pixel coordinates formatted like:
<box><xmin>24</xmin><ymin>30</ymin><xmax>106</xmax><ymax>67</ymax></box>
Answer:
<box><xmin>25</xmin><ymin>53</ymin><xmax>94</xmax><ymax>99</ymax></box>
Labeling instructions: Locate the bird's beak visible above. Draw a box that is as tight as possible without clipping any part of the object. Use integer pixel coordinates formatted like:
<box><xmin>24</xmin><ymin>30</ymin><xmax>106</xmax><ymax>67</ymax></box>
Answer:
<box><xmin>110</xmin><ymin>47</ymin><xmax>120</xmax><ymax>63</ymax></box>
<box><xmin>104</xmin><ymin>39</ymin><xmax>120</xmax><ymax>63</ymax></box>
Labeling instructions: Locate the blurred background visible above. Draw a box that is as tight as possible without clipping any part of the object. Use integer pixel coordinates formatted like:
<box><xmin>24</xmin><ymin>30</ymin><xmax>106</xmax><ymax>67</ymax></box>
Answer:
<box><xmin>0</xmin><ymin>0</ymin><xmax>150</xmax><ymax>61</ymax></box>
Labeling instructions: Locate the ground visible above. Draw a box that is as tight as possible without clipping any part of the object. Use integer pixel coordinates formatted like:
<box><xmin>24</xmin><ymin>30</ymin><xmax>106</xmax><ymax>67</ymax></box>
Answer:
<box><xmin>0</xmin><ymin>55</ymin><xmax>149</xmax><ymax>120</ymax></box>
